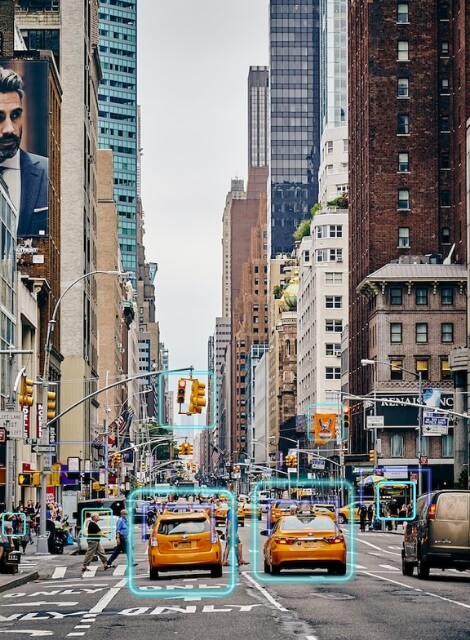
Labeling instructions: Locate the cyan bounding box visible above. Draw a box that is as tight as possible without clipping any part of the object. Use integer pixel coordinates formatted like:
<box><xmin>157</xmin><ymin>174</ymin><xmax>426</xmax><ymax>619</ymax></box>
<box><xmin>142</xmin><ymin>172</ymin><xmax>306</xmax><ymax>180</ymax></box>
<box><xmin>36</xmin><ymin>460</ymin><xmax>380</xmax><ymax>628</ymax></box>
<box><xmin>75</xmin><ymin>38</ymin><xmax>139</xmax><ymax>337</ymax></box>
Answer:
<box><xmin>375</xmin><ymin>481</ymin><xmax>417</xmax><ymax>521</ymax></box>
<box><xmin>81</xmin><ymin>508</ymin><xmax>114</xmax><ymax>540</ymax></box>
<box><xmin>251</xmin><ymin>478</ymin><xmax>356</xmax><ymax>585</ymax></box>
<box><xmin>1</xmin><ymin>512</ymin><xmax>26</xmax><ymax>536</ymax></box>
<box><xmin>158</xmin><ymin>369</ymin><xmax>216</xmax><ymax>430</ymax></box>
<box><xmin>127</xmin><ymin>486</ymin><xmax>236</xmax><ymax>599</ymax></box>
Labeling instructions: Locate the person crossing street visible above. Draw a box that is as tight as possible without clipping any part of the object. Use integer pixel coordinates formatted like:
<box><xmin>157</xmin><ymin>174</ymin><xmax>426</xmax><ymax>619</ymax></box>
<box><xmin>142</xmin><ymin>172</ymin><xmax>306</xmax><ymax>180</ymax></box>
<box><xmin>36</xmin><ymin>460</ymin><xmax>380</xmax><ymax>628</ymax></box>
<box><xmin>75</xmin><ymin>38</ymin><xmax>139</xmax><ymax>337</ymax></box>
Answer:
<box><xmin>81</xmin><ymin>514</ymin><xmax>108</xmax><ymax>573</ymax></box>
<box><xmin>105</xmin><ymin>509</ymin><xmax>136</xmax><ymax>568</ymax></box>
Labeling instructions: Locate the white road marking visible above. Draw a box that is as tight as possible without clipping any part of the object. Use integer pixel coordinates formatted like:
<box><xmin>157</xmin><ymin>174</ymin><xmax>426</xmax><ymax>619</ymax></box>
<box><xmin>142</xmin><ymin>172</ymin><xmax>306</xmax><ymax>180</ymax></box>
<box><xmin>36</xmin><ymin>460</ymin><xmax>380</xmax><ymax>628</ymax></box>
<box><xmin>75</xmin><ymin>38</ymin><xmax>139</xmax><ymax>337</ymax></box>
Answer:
<box><xmin>51</xmin><ymin>567</ymin><xmax>67</xmax><ymax>579</ymax></box>
<box><xmin>66</xmin><ymin>634</ymin><xmax>85</xmax><ymax>637</ymax></box>
<box><xmin>352</xmin><ymin>563</ymin><xmax>367</xmax><ymax>569</ymax></box>
<box><xmin>360</xmin><ymin>571</ymin><xmax>470</xmax><ymax>610</ymax></box>
<box><xmin>306</xmin><ymin>636</ymin><xmax>319</xmax><ymax>640</ymax></box>
<box><xmin>356</xmin><ymin>538</ymin><xmax>401</xmax><ymax>556</ymax></box>
<box><xmin>113</xmin><ymin>565</ymin><xmax>127</xmax><ymax>576</ymax></box>
<box><xmin>379</xmin><ymin>564</ymin><xmax>399</xmax><ymax>571</ymax></box>
<box><xmin>89</xmin><ymin>577</ymin><xmax>127</xmax><ymax>614</ymax></box>
<box><xmin>3</xmin><ymin>601</ymin><xmax>79</xmax><ymax>608</ymax></box>
<box><xmin>242</xmin><ymin>572</ymin><xmax>289</xmax><ymax>612</ymax></box>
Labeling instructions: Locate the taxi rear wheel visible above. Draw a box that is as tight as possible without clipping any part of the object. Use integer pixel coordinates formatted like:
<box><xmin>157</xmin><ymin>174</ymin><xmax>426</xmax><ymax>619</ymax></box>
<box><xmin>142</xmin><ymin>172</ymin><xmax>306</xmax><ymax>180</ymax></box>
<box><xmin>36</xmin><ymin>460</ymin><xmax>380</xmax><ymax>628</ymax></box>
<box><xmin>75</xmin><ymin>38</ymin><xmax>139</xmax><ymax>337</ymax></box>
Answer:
<box><xmin>271</xmin><ymin>560</ymin><xmax>281</xmax><ymax>575</ymax></box>
<box><xmin>149</xmin><ymin>567</ymin><xmax>159</xmax><ymax>580</ymax></box>
<box><xmin>263</xmin><ymin>559</ymin><xmax>271</xmax><ymax>574</ymax></box>
<box><xmin>338</xmin><ymin>514</ymin><xmax>347</xmax><ymax>524</ymax></box>
<box><xmin>211</xmin><ymin>565</ymin><xmax>223</xmax><ymax>578</ymax></box>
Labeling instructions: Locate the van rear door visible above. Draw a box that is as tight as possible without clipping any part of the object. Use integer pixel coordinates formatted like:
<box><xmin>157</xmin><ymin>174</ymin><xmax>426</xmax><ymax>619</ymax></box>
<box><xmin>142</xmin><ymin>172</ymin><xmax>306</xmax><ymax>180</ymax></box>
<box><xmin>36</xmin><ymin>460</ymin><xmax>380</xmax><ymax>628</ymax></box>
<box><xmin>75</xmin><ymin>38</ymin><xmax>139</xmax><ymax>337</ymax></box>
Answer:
<box><xmin>434</xmin><ymin>492</ymin><xmax>470</xmax><ymax>553</ymax></box>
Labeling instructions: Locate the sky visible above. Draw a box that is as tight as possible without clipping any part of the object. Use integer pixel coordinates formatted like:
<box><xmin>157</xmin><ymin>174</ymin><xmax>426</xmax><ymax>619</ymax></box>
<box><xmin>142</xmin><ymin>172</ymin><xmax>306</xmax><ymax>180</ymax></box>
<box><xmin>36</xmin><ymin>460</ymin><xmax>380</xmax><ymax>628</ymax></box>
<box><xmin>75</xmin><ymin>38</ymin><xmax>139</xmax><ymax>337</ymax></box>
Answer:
<box><xmin>137</xmin><ymin>1</ymin><xmax>269</xmax><ymax>372</ymax></box>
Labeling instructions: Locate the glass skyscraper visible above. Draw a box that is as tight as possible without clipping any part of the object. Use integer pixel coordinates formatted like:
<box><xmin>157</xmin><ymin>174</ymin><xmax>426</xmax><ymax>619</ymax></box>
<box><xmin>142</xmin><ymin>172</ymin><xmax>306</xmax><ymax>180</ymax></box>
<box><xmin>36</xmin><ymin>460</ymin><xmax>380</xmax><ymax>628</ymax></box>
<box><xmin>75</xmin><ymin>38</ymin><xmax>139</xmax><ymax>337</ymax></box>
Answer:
<box><xmin>98</xmin><ymin>0</ymin><xmax>138</xmax><ymax>277</ymax></box>
<box><xmin>269</xmin><ymin>0</ymin><xmax>320</xmax><ymax>257</ymax></box>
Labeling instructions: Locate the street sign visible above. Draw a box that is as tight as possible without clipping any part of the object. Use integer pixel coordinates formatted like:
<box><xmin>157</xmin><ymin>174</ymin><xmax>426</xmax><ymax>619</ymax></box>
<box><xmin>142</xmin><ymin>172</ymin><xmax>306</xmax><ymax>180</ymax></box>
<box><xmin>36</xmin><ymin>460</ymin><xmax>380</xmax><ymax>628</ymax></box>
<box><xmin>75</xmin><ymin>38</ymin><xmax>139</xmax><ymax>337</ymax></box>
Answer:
<box><xmin>25</xmin><ymin>438</ymin><xmax>40</xmax><ymax>445</ymax></box>
<box><xmin>366</xmin><ymin>416</ymin><xmax>384</xmax><ymax>429</ymax></box>
<box><xmin>311</xmin><ymin>459</ymin><xmax>326</xmax><ymax>470</ymax></box>
<box><xmin>31</xmin><ymin>444</ymin><xmax>57</xmax><ymax>454</ymax></box>
<box><xmin>422</xmin><ymin>411</ymin><xmax>449</xmax><ymax>427</ymax></box>
<box><xmin>422</xmin><ymin>424</ymin><xmax>448</xmax><ymax>436</ymax></box>
<box><xmin>0</xmin><ymin>411</ymin><xmax>24</xmax><ymax>438</ymax></box>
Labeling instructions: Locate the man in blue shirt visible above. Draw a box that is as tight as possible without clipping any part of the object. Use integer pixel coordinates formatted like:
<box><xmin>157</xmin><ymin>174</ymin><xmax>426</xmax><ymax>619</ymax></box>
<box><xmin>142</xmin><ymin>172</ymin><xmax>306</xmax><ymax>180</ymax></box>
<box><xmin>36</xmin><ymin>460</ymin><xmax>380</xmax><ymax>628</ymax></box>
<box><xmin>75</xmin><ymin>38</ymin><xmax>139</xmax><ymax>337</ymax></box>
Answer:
<box><xmin>105</xmin><ymin>509</ymin><xmax>136</xmax><ymax>568</ymax></box>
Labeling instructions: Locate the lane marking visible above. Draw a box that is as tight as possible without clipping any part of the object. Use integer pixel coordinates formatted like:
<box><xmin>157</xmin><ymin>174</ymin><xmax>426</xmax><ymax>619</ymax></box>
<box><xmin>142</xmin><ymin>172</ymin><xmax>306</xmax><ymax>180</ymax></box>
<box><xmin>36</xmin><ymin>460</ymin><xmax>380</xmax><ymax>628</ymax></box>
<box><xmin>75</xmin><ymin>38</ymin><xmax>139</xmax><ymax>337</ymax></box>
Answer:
<box><xmin>113</xmin><ymin>565</ymin><xmax>127</xmax><ymax>576</ymax></box>
<box><xmin>242</xmin><ymin>572</ymin><xmax>289</xmax><ymax>612</ymax></box>
<box><xmin>379</xmin><ymin>564</ymin><xmax>399</xmax><ymax>571</ymax></box>
<box><xmin>51</xmin><ymin>567</ymin><xmax>67</xmax><ymax>580</ymax></box>
<box><xmin>89</xmin><ymin>578</ymin><xmax>127</xmax><ymax>614</ymax></box>
<box><xmin>352</xmin><ymin>563</ymin><xmax>367</xmax><ymax>569</ymax></box>
<box><xmin>356</xmin><ymin>538</ymin><xmax>401</xmax><ymax>556</ymax></box>
<box><xmin>360</xmin><ymin>571</ymin><xmax>470</xmax><ymax>609</ymax></box>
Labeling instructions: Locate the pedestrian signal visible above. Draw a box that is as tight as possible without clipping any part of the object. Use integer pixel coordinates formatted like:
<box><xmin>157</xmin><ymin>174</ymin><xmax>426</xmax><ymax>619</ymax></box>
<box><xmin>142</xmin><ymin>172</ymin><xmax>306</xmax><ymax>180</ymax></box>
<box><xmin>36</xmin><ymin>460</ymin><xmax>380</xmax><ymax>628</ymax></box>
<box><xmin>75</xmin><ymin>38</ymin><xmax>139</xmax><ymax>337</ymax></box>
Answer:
<box><xmin>18</xmin><ymin>473</ymin><xmax>32</xmax><ymax>485</ymax></box>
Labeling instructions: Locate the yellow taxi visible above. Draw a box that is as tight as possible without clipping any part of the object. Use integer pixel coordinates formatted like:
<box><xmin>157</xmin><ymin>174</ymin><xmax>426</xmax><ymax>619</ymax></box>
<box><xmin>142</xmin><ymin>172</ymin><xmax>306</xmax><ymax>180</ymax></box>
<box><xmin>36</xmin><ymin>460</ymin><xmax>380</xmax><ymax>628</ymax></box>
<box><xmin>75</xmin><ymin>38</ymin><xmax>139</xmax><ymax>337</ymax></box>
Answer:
<box><xmin>238</xmin><ymin>501</ymin><xmax>262</xmax><ymax>521</ymax></box>
<box><xmin>267</xmin><ymin>499</ymin><xmax>299</xmax><ymax>528</ymax></box>
<box><xmin>309</xmin><ymin>503</ymin><xmax>337</xmax><ymax>521</ymax></box>
<box><xmin>262</xmin><ymin>514</ymin><xmax>347</xmax><ymax>575</ymax></box>
<box><xmin>148</xmin><ymin>511</ymin><xmax>222</xmax><ymax>580</ymax></box>
<box><xmin>214</xmin><ymin>502</ymin><xmax>245</xmax><ymax>527</ymax></box>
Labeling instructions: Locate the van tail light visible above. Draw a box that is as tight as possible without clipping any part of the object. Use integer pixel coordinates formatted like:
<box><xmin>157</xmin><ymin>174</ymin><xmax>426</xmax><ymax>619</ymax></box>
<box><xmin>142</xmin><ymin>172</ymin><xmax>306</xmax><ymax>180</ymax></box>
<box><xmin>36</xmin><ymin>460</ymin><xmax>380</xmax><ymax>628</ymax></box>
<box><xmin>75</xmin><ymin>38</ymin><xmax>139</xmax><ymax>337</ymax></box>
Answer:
<box><xmin>323</xmin><ymin>535</ymin><xmax>344</xmax><ymax>544</ymax></box>
<box><xmin>427</xmin><ymin>504</ymin><xmax>436</xmax><ymax>520</ymax></box>
<box><xmin>276</xmin><ymin>537</ymin><xmax>296</xmax><ymax>545</ymax></box>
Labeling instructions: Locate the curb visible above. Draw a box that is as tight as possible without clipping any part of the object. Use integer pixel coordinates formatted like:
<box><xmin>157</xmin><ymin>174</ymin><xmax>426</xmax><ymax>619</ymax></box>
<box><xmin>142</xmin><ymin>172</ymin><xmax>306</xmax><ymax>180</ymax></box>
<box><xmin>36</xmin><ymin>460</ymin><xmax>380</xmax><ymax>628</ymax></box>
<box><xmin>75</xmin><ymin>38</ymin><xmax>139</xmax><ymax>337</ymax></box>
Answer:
<box><xmin>0</xmin><ymin>570</ymin><xmax>40</xmax><ymax>593</ymax></box>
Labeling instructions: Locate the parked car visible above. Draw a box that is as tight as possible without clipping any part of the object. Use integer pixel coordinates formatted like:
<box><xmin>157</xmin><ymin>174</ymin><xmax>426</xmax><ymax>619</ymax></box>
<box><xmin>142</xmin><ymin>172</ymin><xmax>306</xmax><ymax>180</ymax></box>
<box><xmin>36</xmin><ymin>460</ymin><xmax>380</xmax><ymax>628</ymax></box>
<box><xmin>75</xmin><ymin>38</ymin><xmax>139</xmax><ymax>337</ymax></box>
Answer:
<box><xmin>76</xmin><ymin>514</ymin><xmax>118</xmax><ymax>554</ymax></box>
<box><xmin>402</xmin><ymin>490</ymin><xmax>470</xmax><ymax>579</ymax></box>
<box><xmin>262</xmin><ymin>514</ymin><xmax>347</xmax><ymax>575</ymax></box>
<box><xmin>338</xmin><ymin>500</ymin><xmax>374</xmax><ymax>524</ymax></box>
<box><xmin>148</xmin><ymin>510</ymin><xmax>222</xmax><ymax>580</ymax></box>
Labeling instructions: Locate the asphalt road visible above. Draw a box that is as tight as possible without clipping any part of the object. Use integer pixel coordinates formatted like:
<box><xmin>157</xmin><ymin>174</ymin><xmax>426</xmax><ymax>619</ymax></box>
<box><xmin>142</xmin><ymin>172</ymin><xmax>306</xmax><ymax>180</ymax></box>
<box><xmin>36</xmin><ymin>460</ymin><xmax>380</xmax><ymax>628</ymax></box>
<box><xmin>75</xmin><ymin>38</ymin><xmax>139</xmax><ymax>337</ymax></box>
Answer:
<box><xmin>0</xmin><ymin>518</ymin><xmax>468</xmax><ymax>640</ymax></box>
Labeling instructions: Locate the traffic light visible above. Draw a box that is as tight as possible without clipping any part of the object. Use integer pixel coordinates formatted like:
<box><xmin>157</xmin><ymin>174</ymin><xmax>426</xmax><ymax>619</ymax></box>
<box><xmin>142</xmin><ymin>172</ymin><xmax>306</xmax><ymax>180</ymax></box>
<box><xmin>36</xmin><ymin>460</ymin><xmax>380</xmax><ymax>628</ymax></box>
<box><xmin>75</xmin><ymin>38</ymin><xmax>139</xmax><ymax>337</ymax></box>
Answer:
<box><xmin>179</xmin><ymin>441</ymin><xmax>190</xmax><ymax>456</ymax></box>
<box><xmin>18</xmin><ymin>473</ymin><xmax>32</xmax><ymax>486</ymax></box>
<box><xmin>177</xmin><ymin>379</ymin><xmax>186</xmax><ymax>405</ymax></box>
<box><xmin>369</xmin><ymin>449</ymin><xmax>376</xmax><ymax>463</ymax></box>
<box><xmin>187</xmin><ymin>443</ymin><xmax>194</xmax><ymax>455</ymax></box>
<box><xmin>343</xmin><ymin>405</ymin><xmax>350</xmax><ymax>431</ymax></box>
<box><xmin>18</xmin><ymin>376</ymin><xmax>34</xmax><ymax>408</ymax></box>
<box><xmin>188</xmin><ymin>379</ymin><xmax>206</xmax><ymax>414</ymax></box>
<box><xmin>46</xmin><ymin>391</ymin><xmax>57</xmax><ymax>420</ymax></box>
<box><xmin>191</xmin><ymin>462</ymin><xmax>196</xmax><ymax>472</ymax></box>
<box><xmin>286</xmin><ymin>454</ymin><xmax>297</xmax><ymax>467</ymax></box>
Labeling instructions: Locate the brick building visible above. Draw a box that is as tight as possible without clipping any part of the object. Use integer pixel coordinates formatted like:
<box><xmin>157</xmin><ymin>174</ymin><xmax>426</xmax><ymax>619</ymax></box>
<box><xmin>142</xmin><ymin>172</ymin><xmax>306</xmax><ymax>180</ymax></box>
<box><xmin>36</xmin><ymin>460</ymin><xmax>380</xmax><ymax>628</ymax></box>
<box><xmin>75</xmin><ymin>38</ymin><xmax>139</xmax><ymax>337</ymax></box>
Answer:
<box><xmin>348</xmin><ymin>1</ymin><xmax>469</xmax><ymax>452</ymax></box>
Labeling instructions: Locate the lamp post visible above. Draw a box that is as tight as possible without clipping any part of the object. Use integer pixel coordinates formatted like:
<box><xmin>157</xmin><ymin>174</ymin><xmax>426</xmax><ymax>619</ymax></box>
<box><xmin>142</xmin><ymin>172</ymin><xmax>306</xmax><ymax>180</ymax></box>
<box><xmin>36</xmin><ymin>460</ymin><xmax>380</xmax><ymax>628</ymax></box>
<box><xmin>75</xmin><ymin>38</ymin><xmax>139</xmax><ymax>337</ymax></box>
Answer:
<box><xmin>37</xmin><ymin>269</ymin><xmax>131</xmax><ymax>555</ymax></box>
<box><xmin>361</xmin><ymin>358</ymin><xmax>423</xmax><ymax>496</ymax></box>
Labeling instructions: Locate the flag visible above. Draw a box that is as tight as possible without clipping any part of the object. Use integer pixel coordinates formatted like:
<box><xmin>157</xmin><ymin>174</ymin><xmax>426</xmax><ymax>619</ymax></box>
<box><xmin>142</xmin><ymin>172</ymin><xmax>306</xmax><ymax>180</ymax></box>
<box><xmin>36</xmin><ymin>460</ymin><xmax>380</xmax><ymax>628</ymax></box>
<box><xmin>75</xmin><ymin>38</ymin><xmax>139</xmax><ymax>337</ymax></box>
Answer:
<box><xmin>313</xmin><ymin>413</ymin><xmax>337</xmax><ymax>446</ymax></box>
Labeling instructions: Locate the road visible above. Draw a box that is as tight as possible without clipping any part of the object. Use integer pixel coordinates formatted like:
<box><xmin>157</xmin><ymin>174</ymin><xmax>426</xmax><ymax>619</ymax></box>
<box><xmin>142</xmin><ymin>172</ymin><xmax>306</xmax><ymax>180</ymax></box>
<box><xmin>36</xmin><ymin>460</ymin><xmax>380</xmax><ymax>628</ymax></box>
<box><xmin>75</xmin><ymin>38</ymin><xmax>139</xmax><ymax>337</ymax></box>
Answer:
<box><xmin>0</xmin><ymin>518</ymin><xmax>468</xmax><ymax>640</ymax></box>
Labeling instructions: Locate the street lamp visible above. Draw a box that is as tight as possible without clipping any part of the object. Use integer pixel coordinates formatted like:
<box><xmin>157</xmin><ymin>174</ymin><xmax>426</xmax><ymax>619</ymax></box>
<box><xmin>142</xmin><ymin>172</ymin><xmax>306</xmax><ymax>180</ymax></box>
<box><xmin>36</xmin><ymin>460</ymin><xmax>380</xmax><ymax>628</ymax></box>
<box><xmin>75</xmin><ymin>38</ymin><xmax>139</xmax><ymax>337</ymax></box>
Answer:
<box><xmin>37</xmin><ymin>269</ymin><xmax>132</xmax><ymax>555</ymax></box>
<box><xmin>361</xmin><ymin>358</ymin><xmax>423</xmax><ymax>496</ymax></box>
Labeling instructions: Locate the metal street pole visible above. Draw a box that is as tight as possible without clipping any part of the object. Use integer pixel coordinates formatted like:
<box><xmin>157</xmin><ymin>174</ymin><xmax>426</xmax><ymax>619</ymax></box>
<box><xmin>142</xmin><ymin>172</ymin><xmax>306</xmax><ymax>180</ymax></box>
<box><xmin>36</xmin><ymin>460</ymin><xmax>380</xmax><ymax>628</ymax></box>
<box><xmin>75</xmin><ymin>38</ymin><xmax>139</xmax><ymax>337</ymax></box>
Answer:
<box><xmin>417</xmin><ymin>371</ymin><xmax>423</xmax><ymax>496</ymax></box>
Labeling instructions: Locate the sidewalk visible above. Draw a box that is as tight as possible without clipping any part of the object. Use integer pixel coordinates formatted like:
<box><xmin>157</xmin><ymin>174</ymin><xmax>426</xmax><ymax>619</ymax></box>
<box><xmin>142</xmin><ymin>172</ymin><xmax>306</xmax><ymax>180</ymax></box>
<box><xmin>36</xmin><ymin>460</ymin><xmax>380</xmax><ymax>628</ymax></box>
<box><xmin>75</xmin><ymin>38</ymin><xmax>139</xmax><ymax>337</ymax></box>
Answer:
<box><xmin>0</xmin><ymin>543</ymin><xmax>79</xmax><ymax>593</ymax></box>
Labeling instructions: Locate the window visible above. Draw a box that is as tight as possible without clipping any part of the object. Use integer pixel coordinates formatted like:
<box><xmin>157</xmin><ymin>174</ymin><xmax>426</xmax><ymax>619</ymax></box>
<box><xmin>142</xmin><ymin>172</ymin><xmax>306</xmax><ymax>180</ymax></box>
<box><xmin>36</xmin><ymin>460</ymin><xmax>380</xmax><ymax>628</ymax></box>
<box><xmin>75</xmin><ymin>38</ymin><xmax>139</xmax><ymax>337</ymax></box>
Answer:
<box><xmin>398</xmin><ymin>40</ymin><xmax>409</xmax><ymax>61</ymax></box>
<box><xmin>390</xmin><ymin>323</ymin><xmax>403</xmax><ymax>343</ymax></box>
<box><xmin>391</xmin><ymin>360</ymin><xmax>404</xmax><ymax>381</ymax></box>
<box><xmin>325</xmin><ymin>296</ymin><xmax>342</xmax><ymax>308</ymax></box>
<box><xmin>440</xmin><ymin>286</ymin><xmax>453</xmax><ymax>305</ymax></box>
<box><xmin>398</xmin><ymin>227</ymin><xmax>410</xmax><ymax>247</ymax></box>
<box><xmin>397</xmin><ymin>3</ymin><xmax>409</xmax><ymax>22</ymax></box>
<box><xmin>397</xmin><ymin>114</ymin><xmax>409</xmax><ymax>134</ymax></box>
<box><xmin>325</xmin><ymin>319</ymin><xmax>343</xmax><ymax>333</ymax></box>
<box><xmin>441</xmin><ymin>322</ymin><xmax>453</xmax><ymax>343</ymax></box>
<box><xmin>417</xmin><ymin>433</ymin><xmax>429</xmax><ymax>457</ymax></box>
<box><xmin>441</xmin><ymin>41</ymin><xmax>449</xmax><ymax>56</ymax></box>
<box><xmin>316</xmin><ymin>248</ymin><xmax>343</xmax><ymax>263</ymax></box>
<box><xmin>326</xmin><ymin>141</ymin><xmax>333</xmax><ymax>154</ymax></box>
<box><xmin>439</xmin><ymin>2</ymin><xmax>450</xmax><ymax>19</ymax></box>
<box><xmin>415</xmin><ymin>287</ymin><xmax>428</xmax><ymax>305</ymax></box>
<box><xmin>441</xmin><ymin>227</ymin><xmax>451</xmax><ymax>243</ymax></box>
<box><xmin>398</xmin><ymin>189</ymin><xmax>410</xmax><ymax>209</ymax></box>
<box><xmin>440</xmin><ymin>190</ymin><xmax>451</xmax><ymax>206</ymax></box>
<box><xmin>440</xmin><ymin>358</ymin><xmax>452</xmax><ymax>380</ymax></box>
<box><xmin>397</xmin><ymin>78</ymin><xmax>409</xmax><ymax>97</ymax></box>
<box><xmin>325</xmin><ymin>367</ymin><xmax>341</xmax><ymax>380</ymax></box>
<box><xmin>441</xmin><ymin>78</ymin><xmax>449</xmax><ymax>93</ymax></box>
<box><xmin>416</xmin><ymin>359</ymin><xmax>429</xmax><ymax>380</ymax></box>
<box><xmin>416</xmin><ymin>323</ymin><xmax>428</xmax><ymax>343</ymax></box>
<box><xmin>441</xmin><ymin>153</ymin><xmax>450</xmax><ymax>169</ymax></box>
<box><xmin>440</xmin><ymin>116</ymin><xmax>450</xmax><ymax>132</ymax></box>
<box><xmin>398</xmin><ymin>152</ymin><xmax>409</xmax><ymax>172</ymax></box>
<box><xmin>391</xmin><ymin>434</ymin><xmax>404</xmax><ymax>457</ymax></box>
<box><xmin>325</xmin><ymin>343</ymin><xmax>341</xmax><ymax>357</ymax></box>
<box><xmin>325</xmin><ymin>272</ymin><xmax>343</xmax><ymax>285</ymax></box>
<box><xmin>441</xmin><ymin>433</ymin><xmax>453</xmax><ymax>457</ymax></box>
<box><xmin>390</xmin><ymin>287</ymin><xmax>403</xmax><ymax>305</ymax></box>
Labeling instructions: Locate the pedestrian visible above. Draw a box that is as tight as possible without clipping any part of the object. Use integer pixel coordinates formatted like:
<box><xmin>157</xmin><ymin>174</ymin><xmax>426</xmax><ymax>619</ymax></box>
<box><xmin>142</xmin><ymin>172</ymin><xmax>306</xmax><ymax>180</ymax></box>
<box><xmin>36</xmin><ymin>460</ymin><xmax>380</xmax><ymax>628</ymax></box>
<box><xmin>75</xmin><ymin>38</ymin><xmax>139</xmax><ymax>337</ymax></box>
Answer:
<box><xmin>387</xmin><ymin>498</ymin><xmax>399</xmax><ymax>530</ymax></box>
<box><xmin>367</xmin><ymin>504</ymin><xmax>374</xmax><ymax>530</ymax></box>
<box><xmin>358</xmin><ymin>504</ymin><xmax>368</xmax><ymax>532</ymax></box>
<box><xmin>105</xmin><ymin>509</ymin><xmax>135</xmax><ymax>569</ymax></box>
<box><xmin>222</xmin><ymin>507</ymin><xmax>249</xmax><ymax>566</ymax></box>
<box><xmin>81</xmin><ymin>514</ymin><xmax>109</xmax><ymax>573</ymax></box>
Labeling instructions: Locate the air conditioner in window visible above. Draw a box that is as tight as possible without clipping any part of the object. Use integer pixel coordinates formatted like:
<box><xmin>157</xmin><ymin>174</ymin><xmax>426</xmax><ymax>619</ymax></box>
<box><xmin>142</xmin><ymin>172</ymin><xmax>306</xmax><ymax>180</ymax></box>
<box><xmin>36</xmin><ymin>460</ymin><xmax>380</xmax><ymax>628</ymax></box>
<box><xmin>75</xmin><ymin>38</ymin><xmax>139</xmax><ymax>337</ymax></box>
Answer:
<box><xmin>336</xmin><ymin>257</ymin><xmax>343</xmax><ymax>263</ymax></box>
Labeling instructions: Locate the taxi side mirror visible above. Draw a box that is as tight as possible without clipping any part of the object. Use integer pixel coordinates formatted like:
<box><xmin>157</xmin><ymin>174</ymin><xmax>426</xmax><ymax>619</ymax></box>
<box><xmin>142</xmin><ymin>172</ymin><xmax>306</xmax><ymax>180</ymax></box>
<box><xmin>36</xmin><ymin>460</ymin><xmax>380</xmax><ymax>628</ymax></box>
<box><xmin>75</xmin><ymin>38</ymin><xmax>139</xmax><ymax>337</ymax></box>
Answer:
<box><xmin>260</xmin><ymin>529</ymin><xmax>269</xmax><ymax>536</ymax></box>
<box><xmin>143</xmin><ymin>533</ymin><xmax>150</xmax><ymax>540</ymax></box>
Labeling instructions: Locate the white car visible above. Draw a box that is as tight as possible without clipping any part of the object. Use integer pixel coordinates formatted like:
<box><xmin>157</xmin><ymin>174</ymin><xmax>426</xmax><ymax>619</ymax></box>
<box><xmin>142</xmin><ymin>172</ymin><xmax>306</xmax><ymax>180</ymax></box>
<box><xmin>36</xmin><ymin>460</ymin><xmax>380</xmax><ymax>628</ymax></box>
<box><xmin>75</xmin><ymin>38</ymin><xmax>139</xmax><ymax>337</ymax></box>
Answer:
<box><xmin>76</xmin><ymin>515</ymin><xmax>118</xmax><ymax>553</ymax></box>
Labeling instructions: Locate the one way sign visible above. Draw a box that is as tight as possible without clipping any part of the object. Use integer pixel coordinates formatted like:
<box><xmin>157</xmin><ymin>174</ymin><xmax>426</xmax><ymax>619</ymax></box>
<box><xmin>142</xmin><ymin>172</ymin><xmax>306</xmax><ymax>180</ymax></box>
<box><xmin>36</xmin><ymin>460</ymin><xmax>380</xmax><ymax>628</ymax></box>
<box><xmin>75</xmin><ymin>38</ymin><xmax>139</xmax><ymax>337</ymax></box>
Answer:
<box><xmin>31</xmin><ymin>444</ymin><xmax>57</xmax><ymax>454</ymax></box>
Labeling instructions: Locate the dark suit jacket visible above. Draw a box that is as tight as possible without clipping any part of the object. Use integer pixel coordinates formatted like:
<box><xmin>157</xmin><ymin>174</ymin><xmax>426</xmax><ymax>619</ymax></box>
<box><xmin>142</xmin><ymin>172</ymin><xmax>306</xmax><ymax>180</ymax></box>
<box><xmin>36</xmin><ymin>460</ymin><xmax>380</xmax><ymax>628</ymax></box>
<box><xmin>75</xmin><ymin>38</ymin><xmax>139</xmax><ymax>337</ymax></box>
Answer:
<box><xmin>17</xmin><ymin>149</ymin><xmax>49</xmax><ymax>237</ymax></box>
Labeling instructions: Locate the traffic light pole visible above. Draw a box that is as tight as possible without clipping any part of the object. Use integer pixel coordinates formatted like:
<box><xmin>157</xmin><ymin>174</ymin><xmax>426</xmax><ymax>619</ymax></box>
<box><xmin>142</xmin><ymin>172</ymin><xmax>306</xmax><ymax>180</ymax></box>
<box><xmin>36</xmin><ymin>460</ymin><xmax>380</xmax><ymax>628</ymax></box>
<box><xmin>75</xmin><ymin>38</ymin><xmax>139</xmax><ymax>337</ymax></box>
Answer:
<box><xmin>37</xmin><ymin>380</ymin><xmax>51</xmax><ymax>555</ymax></box>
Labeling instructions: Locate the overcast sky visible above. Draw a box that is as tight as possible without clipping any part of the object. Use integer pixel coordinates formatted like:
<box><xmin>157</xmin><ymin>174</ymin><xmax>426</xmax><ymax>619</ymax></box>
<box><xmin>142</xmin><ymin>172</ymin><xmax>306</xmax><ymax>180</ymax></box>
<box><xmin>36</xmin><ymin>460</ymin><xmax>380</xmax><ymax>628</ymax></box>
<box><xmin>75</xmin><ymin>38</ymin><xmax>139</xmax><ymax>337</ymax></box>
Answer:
<box><xmin>137</xmin><ymin>1</ymin><xmax>269</xmax><ymax>372</ymax></box>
